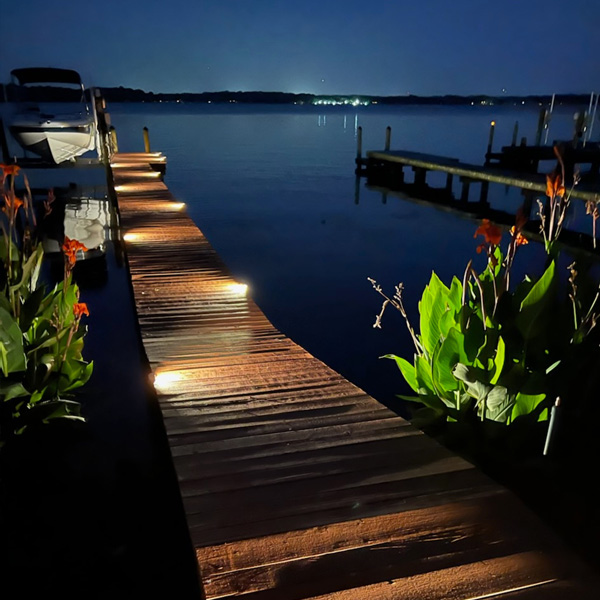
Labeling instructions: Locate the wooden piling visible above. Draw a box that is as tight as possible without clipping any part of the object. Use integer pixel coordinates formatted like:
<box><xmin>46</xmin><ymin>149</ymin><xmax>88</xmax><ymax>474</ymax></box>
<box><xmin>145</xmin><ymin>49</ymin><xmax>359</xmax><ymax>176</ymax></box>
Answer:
<box><xmin>143</xmin><ymin>127</ymin><xmax>151</xmax><ymax>153</ymax></box>
<box><xmin>0</xmin><ymin>118</ymin><xmax>10</xmax><ymax>163</ymax></box>
<box><xmin>535</xmin><ymin>108</ymin><xmax>546</xmax><ymax>146</ymax></box>
<box><xmin>511</xmin><ymin>121</ymin><xmax>519</xmax><ymax>146</ymax></box>
<box><xmin>356</xmin><ymin>125</ymin><xmax>363</xmax><ymax>161</ymax></box>
<box><xmin>109</xmin><ymin>126</ymin><xmax>119</xmax><ymax>153</ymax></box>
<box><xmin>485</xmin><ymin>121</ymin><xmax>495</xmax><ymax>164</ymax></box>
<box><xmin>385</xmin><ymin>126</ymin><xmax>391</xmax><ymax>151</ymax></box>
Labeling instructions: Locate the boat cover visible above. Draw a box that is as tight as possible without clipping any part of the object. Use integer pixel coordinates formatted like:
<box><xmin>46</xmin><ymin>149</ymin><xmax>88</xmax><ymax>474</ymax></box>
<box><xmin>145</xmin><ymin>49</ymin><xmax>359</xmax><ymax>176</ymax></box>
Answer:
<box><xmin>11</xmin><ymin>67</ymin><xmax>83</xmax><ymax>86</ymax></box>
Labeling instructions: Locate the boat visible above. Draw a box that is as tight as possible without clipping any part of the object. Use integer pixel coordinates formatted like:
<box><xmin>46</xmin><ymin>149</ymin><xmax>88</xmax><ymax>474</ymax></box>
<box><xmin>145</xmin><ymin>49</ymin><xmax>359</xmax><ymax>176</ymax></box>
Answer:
<box><xmin>7</xmin><ymin>67</ymin><xmax>97</xmax><ymax>164</ymax></box>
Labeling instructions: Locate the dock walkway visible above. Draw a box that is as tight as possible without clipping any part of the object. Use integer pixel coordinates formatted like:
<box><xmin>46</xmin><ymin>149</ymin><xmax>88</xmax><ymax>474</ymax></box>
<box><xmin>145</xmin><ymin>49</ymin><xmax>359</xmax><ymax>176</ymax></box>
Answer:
<box><xmin>360</xmin><ymin>149</ymin><xmax>600</xmax><ymax>203</ymax></box>
<box><xmin>110</xmin><ymin>151</ymin><xmax>598</xmax><ymax>599</ymax></box>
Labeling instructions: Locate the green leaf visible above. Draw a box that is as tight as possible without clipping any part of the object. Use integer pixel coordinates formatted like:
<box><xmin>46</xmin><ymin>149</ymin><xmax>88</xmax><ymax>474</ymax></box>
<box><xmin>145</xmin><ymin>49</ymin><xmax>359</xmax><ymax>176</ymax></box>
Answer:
<box><xmin>382</xmin><ymin>354</ymin><xmax>418</xmax><ymax>393</ymax></box>
<box><xmin>448</xmin><ymin>277</ymin><xmax>463</xmax><ymax>312</ymax></box>
<box><xmin>432</xmin><ymin>327</ymin><xmax>466</xmax><ymax>395</ymax></box>
<box><xmin>510</xmin><ymin>392</ymin><xmax>547</xmax><ymax>422</ymax></box>
<box><xmin>483</xmin><ymin>386</ymin><xmax>513</xmax><ymax>423</ymax></box>
<box><xmin>0</xmin><ymin>307</ymin><xmax>26</xmax><ymax>375</ymax></box>
<box><xmin>516</xmin><ymin>261</ymin><xmax>556</xmax><ymax>341</ymax></box>
<box><xmin>419</xmin><ymin>272</ymin><xmax>450</xmax><ymax>357</ymax></box>
<box><xmin>490</xmin><ymin>336</ymin><xmax>506</xmax><ymax>385</ymax></box>
<box><xmin>0</xmin><ymin>382</ymin><xmax>30</xmax><ymax>402</ymax></box>
<box><xmin>415</xmin><ymin>355</ymin><xmax>435</xmax><ymax>395</ymax></box>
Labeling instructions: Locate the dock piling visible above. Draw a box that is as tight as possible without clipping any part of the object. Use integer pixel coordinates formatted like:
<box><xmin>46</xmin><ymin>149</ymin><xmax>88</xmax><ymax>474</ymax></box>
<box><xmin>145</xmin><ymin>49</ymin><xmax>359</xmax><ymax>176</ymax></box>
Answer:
<box><xmin>511</xmin><ymin>121</ymin><xmax>519</xmax><ymax>146</ymax></box>
<box><xmin>535</xmin><ymin>108</ymin><xmax>546</xmax><ymax>146</ymax></box>
<box><xmin>385</xmin><ymin>126</ymin><xmax>391</xmax><ymax>151</ymax></box>
<box><xmin>0</xmin><ymin>118</ymin><xmax>10</xmax><ymax>163</ymax></box>
<box><xmin>109</xmin><ymin>126</ymin><xmax>119</xmax><ymax>154</ymax></box>
<box><xmin>485</xmin><ymin>121</ymin><xmax>495</xmax><ymax>164</ymax></box>
<box><xmin>143</xmin><ymin>127</ymin><xmax>151</xmax><ymax>153</ymax></box>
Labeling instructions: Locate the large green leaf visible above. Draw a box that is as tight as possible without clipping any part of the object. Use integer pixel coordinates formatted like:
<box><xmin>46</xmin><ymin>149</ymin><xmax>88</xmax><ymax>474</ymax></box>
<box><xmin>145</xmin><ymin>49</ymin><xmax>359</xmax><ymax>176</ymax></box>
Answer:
<box><xmin>432</xmin><ymin>327</ymin><xmax>466</xmax><ymax>395</ymax></box>
<box><xmin>0</xmin><ymin>381</ymin><xmax>29</xmax><ymax>402</ymax></box>
<box><xmin>415</xmin><ymin>355</ymin><xmax>435</xmax><ymax>395</ymax></box>
<box><xmin>516</xmin><ymin>261</ymin><xmax>556</xmax><ymax>341</ymax></box>
<box><xmin>482</xmin><ymin>386</ymin><xmax>513</xmax><ymax>423</ymax></box>
<box><xmin>510</xmin><ymin>392</ymin><xmax>547</xmax><ymax>422</ymax></box>
<box><xmin>0</xmin><ymin>306</ymin><xmax>26</xmax><ymax>375</ymax></box>
<box><xmin>382</xmin><ymin>354</ymin><xmax>418</xmax><ymax>393</ymax></box>
<box><xmin>490</xmin><ymin>335</ymin><xmax>506</xmax><ymax>385</ymax></box>
<box><xmin>419</xmin><ymin>272</ymin><xmax>452</xmax><ymax>357</ymax></box>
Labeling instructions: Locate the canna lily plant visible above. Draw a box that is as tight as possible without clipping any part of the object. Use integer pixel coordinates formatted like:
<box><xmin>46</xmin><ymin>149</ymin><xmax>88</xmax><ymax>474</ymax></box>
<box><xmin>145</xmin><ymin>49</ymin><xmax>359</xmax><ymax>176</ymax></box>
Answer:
<box><xmin>0</xmin><ymin>164</ymin><xmax>93</xmax><ymax>443</ymax></box>
<box><xmin>371</xmin><ymin>182</ymin><xmax>600</xmax><ymax>440</ymax></box>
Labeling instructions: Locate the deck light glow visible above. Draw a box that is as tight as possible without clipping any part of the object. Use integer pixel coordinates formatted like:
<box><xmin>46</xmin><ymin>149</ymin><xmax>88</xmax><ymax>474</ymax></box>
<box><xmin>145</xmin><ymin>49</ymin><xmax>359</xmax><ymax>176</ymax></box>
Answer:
<box><xmin>228</xmin><ymin>282</ymin><xmax>248</xmax><ymax>295</ymax></box>
<box><xmin>153</xmin><ymin>370</ymin><xmax>184</xmax><ymax>392</ymax></box>
<box><xmin>123</xmin><ymin>232</ymin><xmax>142</xmax><ymax>242</ymax></box>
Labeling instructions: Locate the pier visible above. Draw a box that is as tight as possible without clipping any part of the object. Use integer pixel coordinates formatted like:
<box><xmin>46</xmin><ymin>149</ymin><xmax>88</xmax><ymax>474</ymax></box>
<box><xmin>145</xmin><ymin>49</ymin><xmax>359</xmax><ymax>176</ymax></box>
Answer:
<box><xmin>356</xmin><ymin>126</ymin><xmax>600</xmax><ymax>207</ymax></box>
<box><xmin>109</xmin><ymin>150</ymin><xmax>599</xmax><ymax>599</ymax></box>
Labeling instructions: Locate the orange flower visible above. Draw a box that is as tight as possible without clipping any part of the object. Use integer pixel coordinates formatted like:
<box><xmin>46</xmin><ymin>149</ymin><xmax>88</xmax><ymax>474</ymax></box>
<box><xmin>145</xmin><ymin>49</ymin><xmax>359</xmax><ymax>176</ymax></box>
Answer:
<box><xmin>510</xmin><ymin>226</ymin><xmax>529</xmax><ymax>246</ymax></box>
<box><xmin>474</xmin><ymin>219</ymin><xmax>502</xmax><ymax>246</ymax></box>
<box><xmin>73</xmin><ymin>302</ymin><xmax>90</xmax><ymax>318</ymax></box>
<box><xmin>1</xmin><ymin>164</ymin><xmax>21</xmax><ymax>178</ymax></box>
<box><xmin>62</xmin><ymin>236</ymin><xmax>88</xmax><ymax>266</ymax></box>
<box><xmin>546</xmin><ymin>172</ymin><xmax>565</xmax><ymax>199</ymax></box>
<box><xmin>1</xmin><ymin>193</ymin><xmax>23</xmax><ymax>218</ymax></box>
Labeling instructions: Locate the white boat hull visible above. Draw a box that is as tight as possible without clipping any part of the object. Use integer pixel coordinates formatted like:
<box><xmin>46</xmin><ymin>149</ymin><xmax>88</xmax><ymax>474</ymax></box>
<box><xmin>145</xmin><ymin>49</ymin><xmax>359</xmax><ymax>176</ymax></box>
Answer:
<box><xmin>9</xmin><ymin>113</ymin><xmax>96</xmax><ymax>164</ymax></box>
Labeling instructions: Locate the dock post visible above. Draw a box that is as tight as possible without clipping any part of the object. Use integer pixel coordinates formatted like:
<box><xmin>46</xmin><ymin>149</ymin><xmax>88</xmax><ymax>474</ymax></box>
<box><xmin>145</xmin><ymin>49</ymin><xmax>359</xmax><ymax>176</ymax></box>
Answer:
<box><xmin>355</xmin><ymin>126</ymin><xmax>363</xmax><ymax>172</ymax></box>
<box><xmin>521</xmin><ymin>190</ymin><xmax>535</xmax><ymax>218</ymax></box>
<box><xmin>485</xmin><ymin>121</ymin><xmax>495</xmax><ymax>164</ymax></box>
<box><xmin>0</xmin><ymin>117</ymin><xmax>10</xmax><ymax>163</ymax></box>
<box><xmin>479</xmin><ymin>181</ymin><xmax>490</xmax><ymax>205</ymax></box>
<box><xmin>511</xmin><ymin>121</ymin><xmax>519</xmax><ymax>146</ymax></box>
<box><xmin>385</xmin><ymin>126</ymin><xmax>391</xmax><ymax>151</ymax></box>
<box><xmin>535</xmin><ymin>108</ymin><xmax>546</xmax><ymax>145</ymax></box>
<box><xmin>143</xmin><ymin>127</ymin><xmax>151</xmax><ymax>153</ymax></box>
<box><xmin>109</xmin><ymin>126</ymin><xmax>119</xmax><ymax>153</ymax></box>
<box><xmin>413</xmin><ymin>167</ymin><xmax>427</xmax><ymax>188</ymax></box>
<box><xmin>460</xmin><ymin>177</ymin><xmax>471</xmax><ymax>203</ymax></box>
<box><xmin>445</xmin><ymin>173</ymin><xmax>453</xmax><ymax>194</ymax></box>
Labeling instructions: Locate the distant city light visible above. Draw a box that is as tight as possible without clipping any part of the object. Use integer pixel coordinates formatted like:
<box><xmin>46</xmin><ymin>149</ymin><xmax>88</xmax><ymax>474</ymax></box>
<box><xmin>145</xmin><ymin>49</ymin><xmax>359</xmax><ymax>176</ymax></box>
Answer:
<box><xmin>312</xmin><ymin>97</ymin><xmax>370</xmax><ymax>107</ymax></box>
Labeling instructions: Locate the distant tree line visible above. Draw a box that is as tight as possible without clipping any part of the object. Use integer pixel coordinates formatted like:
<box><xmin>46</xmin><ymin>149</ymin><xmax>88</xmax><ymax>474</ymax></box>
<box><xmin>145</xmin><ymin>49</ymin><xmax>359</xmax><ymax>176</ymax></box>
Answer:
<box><xmin>0</xmin><ymin>83</ymin><xmax>594</xmax><ymax>106</ymax></box>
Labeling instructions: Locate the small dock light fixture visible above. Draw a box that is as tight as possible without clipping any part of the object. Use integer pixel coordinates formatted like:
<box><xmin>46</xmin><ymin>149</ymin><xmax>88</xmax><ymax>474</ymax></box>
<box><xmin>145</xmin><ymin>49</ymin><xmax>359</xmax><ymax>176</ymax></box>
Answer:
<box><xmin>228</xmin><ymin>282</ymin><xmax>248</xmax><ymax>296</ymax></box>
<box><xmin>152</xmin><ymin>369</ymin><xmax>184</xmax><ymax>393</ymax></box>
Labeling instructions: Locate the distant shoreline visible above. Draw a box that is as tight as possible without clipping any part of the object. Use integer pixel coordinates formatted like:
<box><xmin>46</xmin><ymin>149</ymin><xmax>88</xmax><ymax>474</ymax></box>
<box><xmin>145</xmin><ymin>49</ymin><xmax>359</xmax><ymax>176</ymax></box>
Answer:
<box><xmin>0</xmin><ymin>84</ymin><xmax>596</xmax><ymax>107</ymax></box>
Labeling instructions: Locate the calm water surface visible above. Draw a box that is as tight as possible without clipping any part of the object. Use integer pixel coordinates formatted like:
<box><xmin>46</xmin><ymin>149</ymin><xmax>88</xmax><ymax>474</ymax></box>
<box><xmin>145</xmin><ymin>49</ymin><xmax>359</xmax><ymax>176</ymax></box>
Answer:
<box><xmin>108</xmin><ymin>102</ymin><xmax>591</xmax><ymax>409</ymax></box>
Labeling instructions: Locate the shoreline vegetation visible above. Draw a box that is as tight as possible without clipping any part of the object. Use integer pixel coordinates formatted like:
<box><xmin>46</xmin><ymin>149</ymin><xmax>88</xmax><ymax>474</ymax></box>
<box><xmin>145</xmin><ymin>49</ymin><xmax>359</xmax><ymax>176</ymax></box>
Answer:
<box><xmin>0</xmin><ymin>84</ymin><xmax>595</xmax><ymax>107</ymax></box>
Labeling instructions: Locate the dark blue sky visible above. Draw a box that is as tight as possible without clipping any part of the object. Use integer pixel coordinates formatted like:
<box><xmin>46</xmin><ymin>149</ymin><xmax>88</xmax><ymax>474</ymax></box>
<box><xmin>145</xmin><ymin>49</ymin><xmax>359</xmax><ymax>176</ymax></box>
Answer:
<box><xmin>2</xmin><ymin>0</ymin><xmax>599</xmax><ymax>96</ymax></box>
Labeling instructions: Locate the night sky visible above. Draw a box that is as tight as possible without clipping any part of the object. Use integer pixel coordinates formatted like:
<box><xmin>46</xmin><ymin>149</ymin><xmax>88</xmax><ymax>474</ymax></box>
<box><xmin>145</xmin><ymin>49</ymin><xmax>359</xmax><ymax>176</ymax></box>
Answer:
<box><xmin>1</xmin><ymin>0</ymin><xmax>599</xmax><ymax>96</ymax></box>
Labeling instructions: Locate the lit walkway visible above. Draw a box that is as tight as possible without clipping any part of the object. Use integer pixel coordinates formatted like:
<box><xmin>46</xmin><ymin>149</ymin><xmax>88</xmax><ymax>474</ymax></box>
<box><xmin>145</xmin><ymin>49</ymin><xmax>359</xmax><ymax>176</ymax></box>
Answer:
<box><xmin>111</xmin><ymin>152</ymin><xmax>598</xmax><ymax>599</ymax></box>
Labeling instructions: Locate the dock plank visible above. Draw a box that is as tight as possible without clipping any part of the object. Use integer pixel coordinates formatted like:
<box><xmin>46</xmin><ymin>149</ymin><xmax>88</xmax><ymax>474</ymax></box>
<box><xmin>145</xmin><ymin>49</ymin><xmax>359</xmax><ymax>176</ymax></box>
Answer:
<box><xmin>110</xmin><ymin>152</ymin><xmax>599</xmax><ymax>599</ymax></box>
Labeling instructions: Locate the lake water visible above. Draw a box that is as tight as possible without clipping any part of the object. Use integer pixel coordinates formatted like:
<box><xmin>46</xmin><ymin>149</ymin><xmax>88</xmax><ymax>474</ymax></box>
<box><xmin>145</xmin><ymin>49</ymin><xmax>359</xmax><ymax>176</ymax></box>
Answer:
<box><xmin>107</xmin><ymin>101</ymin><xmax>593</xmax><ymax>411</ymax></box>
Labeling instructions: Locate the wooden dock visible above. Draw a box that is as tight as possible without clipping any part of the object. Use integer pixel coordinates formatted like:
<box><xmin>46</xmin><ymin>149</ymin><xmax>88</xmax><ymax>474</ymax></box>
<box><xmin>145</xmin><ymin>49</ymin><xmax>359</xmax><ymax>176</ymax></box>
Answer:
<box><xmin>110</xmin><ymin>151</ymin><xmax>599</xmax><ymax>599</ymax></box>
<box><xmin>358</xmin><ymin>149</ymin><xmax>600</xmax><ymax>204</ymax></box>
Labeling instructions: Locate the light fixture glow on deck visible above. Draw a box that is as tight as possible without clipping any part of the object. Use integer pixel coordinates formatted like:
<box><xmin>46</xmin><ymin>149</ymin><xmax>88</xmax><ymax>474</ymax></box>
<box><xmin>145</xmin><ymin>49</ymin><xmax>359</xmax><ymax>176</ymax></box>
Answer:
<box><xmin>228</xmin><ymin>282</ymin><xmax>248</xmax><ymax>295</ymax></box>
<box><xmin>153</xmin><ymin>370</ymin><xmax>184</xmax><ymax>392</ymax></box>
<box><xmin>123</xmin><ymin>232</ymin><xmax>141</xmax><ymax>242</ymax></box>
<box><xmin>170</xmin><ymin>202</ymin><xmax>186</xmax><ymax>210</ymax></box>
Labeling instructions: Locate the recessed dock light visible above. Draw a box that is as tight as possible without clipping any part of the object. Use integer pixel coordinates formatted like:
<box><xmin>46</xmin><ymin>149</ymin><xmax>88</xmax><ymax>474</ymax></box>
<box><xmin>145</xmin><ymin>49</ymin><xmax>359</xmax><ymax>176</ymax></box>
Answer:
<box><xmin>152</xmin><ymin>369</ymin><xmax>184</xmax><ymax>393</ymax></box>
<box><xmin>228</xmin><ymin>282</ymin><xmax>248</xmax><ymax>295</ymax></box>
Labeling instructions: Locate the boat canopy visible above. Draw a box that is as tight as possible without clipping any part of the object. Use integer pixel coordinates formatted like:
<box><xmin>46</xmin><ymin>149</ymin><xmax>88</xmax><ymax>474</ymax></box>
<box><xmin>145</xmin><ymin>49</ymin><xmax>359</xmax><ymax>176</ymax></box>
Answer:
<box><xmin>11</xmin><ymin>67</ymin><xmax>83</xmax><ymax>86</ymax></box>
